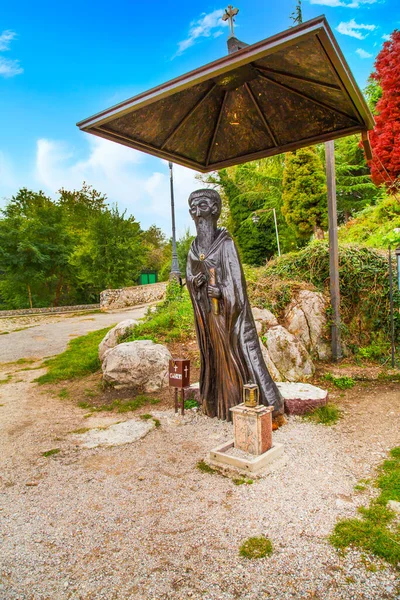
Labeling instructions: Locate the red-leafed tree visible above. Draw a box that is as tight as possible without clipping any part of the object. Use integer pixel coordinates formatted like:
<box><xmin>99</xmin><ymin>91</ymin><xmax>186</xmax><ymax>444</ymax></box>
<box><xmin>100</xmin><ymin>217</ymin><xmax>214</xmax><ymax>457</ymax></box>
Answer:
<box><xmin>369</xmin><ymin>30</ymin><xmax>400</xmax><ymax>188</ymax></box>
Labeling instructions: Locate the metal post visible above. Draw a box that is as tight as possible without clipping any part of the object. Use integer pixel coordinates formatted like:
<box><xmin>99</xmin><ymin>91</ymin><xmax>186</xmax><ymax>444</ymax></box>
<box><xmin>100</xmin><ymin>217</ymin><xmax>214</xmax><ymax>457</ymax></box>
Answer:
<box><xmin>168</xmin><ymin>161</ymin><xmax>181</xmax><ymax>279</ymax></box>
<box><xmin>389</xmin><ymin>246</ymin><xmax>396</xmax><ymax>368</ymax></box>
<box><xmin>325</xmin><ymin>140</ymin><xmax>342</xmax><ymax>361</ymax></box>
<box><xmin>272</xmin><ymin>208</ymin><xmax>281</xmax><ymax>257</ymax></box>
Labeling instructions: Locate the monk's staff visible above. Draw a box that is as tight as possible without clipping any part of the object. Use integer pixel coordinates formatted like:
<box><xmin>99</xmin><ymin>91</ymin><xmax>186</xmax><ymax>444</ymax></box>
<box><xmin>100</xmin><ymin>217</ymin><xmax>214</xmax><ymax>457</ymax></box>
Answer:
<box><xmin>209</xmin><ymin>267</ymin><xmax>220</xmax><ymax>316</ymax></box>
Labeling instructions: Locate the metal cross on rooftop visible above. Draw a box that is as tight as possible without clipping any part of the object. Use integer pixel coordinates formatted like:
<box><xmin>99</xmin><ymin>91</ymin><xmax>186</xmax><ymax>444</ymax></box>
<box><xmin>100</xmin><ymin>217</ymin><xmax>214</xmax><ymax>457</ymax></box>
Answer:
<box><xmin>222</xmin><ymin>5</ymin><xmax>239</xmax><ymax>38</ymax></box>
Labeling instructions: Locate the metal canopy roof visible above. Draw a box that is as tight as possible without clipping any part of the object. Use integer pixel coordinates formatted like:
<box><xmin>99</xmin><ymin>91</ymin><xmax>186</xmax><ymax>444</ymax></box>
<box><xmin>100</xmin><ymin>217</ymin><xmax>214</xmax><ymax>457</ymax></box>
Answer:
<box><xmin>77</xmin><ymin>16</ymin><xmax>374</xmax><ymax>173</ymax></box>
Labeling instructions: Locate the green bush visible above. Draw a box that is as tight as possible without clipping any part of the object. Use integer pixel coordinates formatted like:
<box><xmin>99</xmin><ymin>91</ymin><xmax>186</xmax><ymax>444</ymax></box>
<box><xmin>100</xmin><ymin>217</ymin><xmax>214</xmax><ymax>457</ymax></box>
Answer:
<box><xmin>124</xmin><ymin>280</ymin><xmax>195</xmax><ymax>344</ymax></box>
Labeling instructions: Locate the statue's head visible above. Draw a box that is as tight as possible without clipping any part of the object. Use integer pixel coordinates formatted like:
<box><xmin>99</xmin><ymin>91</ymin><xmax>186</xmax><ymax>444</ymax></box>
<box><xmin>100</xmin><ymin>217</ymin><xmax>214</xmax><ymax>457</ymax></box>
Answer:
<box><xmin>188</xmin><ymin>189</ymin><xmax>222</xmax><ymax>225</ymax></box>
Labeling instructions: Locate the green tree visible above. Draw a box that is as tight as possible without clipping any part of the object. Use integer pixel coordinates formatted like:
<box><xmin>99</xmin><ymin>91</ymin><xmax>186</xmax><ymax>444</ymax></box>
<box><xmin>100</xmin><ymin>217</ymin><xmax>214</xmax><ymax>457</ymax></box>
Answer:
<box><xmin>282</xmin><ymin>147</ymin><xmax>327</xmax><ymax>241</ymax></box>
<box><xmin>334</xmin><ymin>136</ymin><xmax>378</xmax><ymax>222</ymax></box>
<box><xmin>141</xmin><ymin>225</ymin><xmax>170</xmax><ymax>274</ymax></box>
<box><xmin>0</xmin><ymin>189</ymin><xmax>75</xmax><ymax>308</ymax></box>
<box><xmin>72</xmin><ymin>206</ymin><xmax>146</xmax><ymax>292</ymax></box>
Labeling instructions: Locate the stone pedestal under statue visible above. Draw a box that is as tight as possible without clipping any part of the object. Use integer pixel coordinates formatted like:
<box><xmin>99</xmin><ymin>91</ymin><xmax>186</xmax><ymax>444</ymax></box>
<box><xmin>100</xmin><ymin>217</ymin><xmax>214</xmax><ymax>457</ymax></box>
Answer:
<box><xmin>231</xmin><ymin>403</ymin><xmax>273</xmax><ymax>455</ymax></box>
<box><xmin>209</xmin><ymin>400</ymin><xmax>284</xmax><ymax>475</ymax></box>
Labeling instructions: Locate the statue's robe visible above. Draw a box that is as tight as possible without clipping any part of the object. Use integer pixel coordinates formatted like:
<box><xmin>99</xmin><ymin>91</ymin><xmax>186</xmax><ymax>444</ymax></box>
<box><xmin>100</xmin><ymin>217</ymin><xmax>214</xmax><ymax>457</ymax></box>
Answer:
<box><xmin>186</xmin><ymin>228</ymin><xmax>283</xmax><ymax>421</ymax></box>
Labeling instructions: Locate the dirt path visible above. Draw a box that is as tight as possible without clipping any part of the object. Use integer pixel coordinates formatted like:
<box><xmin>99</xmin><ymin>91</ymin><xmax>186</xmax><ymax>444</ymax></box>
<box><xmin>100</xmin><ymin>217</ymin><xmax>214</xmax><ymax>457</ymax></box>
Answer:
<box><xmin>0</xmin><ymin>306</ymin><xmax>150</xmax><ymax>362</ymax></box>
<box><xmin>0</xmin><ymin>359</ymin><xmax>399</xmax><ymax>600</ymax></box>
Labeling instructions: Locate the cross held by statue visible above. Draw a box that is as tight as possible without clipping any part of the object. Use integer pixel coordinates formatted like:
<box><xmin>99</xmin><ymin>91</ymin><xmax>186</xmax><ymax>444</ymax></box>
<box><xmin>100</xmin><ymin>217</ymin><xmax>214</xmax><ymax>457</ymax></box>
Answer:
<box><xmin>169</xmin><ymin>358</ymin><xmax>191</xmax><ymax>415</ymax></box>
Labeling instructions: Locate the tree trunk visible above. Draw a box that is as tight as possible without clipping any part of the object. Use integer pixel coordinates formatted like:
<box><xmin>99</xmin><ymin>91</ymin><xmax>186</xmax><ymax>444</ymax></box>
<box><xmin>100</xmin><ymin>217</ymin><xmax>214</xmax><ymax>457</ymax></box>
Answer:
<box><xmin>314</xmin><ymin>226</ymin><xmax>325</xmax><ymax>240</ymax></box>
<box><xmin>27</xmin><ymin>284</ymin><xmax>33</xmax><ymax>309</ymax></box>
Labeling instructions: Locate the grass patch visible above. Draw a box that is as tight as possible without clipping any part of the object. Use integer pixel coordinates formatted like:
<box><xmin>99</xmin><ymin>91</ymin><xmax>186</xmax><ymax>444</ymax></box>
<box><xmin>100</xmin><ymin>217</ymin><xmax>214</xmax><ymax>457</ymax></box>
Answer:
<box><xmin>0</xmin><ymin>331</ymin><xmax>10</xmax><ymax>335</ymax></box>
<box><xmin>239</xmin><ymin>536</ymin><xmax>273</xmax><ymax>559</ymax></box>
<box><xmin>77</xmin><ymin>395</ymin><xmax>160</xmax><ymax>414</ymax></box>
<box><xmin>58</xmin><ymin>388</ymin><xmax>70</xmax><ymax>399</ymax></box>
<box><xmin>35</xmin><ymin>326</ymin><xmax>115</xmax><ymax>384</ymax></box>
<box><xmin>329</xmin><ymin>446</ymin><xmax>400</xmax><ymax>566</ymax></box>
<box><xmin>0</xmin><ymin>375</ymin><xmax>12</xmax><ymax>384</ymax></box>
<box><xmin>324</xmin><ymin>374</ymin><xmax>356</xmax><ymax>389</ymax></box>
<box><xmin>42</xmin><ymin>448</ymin><xmax>60</xmax><ymax>457</ymax></box>
<box><xmin>233</xmin><ymin>477</ymin><xmax>254</xmax><ymax>486</ymax></box>
<box><xmin>304</xmin><ymin>403</ymin><xmax>341</xmax><ymax>425</ymax></box>
<box><xmin>196</xmin><ymin>460</ymin><xmax>216</xmax><ymax>474</ymax></box>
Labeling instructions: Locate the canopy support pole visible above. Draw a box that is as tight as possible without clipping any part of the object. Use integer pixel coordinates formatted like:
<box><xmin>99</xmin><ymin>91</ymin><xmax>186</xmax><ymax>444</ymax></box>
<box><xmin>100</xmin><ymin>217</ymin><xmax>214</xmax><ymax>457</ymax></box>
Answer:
<box><xmin>325</xmin><ymin>140</ymin><xmax>342</xmax><ymax>361</ymax></box>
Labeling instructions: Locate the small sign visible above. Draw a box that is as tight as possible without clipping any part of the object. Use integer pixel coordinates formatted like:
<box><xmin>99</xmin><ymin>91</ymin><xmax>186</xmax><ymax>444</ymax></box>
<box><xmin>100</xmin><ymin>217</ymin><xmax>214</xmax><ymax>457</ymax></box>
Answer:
<box><xmin>169</xmin><ymin>358</ymin><xmax>190</xmax><ymax>389</ymax></box>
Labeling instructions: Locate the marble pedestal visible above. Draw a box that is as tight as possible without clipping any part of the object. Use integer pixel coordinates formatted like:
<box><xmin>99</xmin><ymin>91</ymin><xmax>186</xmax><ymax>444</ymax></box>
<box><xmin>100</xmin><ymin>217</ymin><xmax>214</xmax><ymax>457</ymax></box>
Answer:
<box><xmin>208</xmin><ymin>403</ymin><xmax>283</xmax><ymax>475</ymax></box>
<box><xmin>230</xmin><ymin>403</ymin><xmax>273</xmax><ymax>455</ymax></box>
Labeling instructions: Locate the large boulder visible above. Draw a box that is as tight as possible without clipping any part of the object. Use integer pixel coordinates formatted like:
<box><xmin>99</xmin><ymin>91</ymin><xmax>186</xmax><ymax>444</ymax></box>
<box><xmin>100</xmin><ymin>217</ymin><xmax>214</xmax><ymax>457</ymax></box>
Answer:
<box><xmin>263</xmin><ymin>325</ymin><xmax>314</xmax><ymax>382</ymax></box>
<box><xmin>102</xmin><ymin>340</ymin><xmax>171</xmax><ymax>392</ymax></box>
<box><xmin>284</xmin><ymin>290</ymin><xmax>331</xmax><ymax>361</ymax></box>
<box><xmin>260</xmin><ymin>340</ymin><xmax>281</xmax><ymax>381</ymax></box>
<box><xmin>252</xmin><ymin>307</ymin><xmax>278</xmax><ymax>331</ymax></box>
<box><xmin>99</xmin><ymin>319</ymin><xmax>137</xmax><ymax>362</ymax></box>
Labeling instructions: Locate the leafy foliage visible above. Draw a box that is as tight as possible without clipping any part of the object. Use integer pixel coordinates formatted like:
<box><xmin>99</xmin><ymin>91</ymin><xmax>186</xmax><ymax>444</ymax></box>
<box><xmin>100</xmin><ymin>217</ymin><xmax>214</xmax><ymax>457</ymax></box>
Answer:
<box><xmin>282</xmin><ymin>148</ymin><xmax>327</xmax><ymax>240</ymax></box>
<box><xmin>338</xmin><ymin>193</ymin><xmax>400</xmax><ymax>248</ymax></box>
<box><xmin>265</xmin><ymin>241</ymin><xmax>400</xmax><ymax>346</ymax></box>
<box><xmin>368</xmin><ymin>30</ymin><xmax>400</xmax><ymax>189</ymax></box>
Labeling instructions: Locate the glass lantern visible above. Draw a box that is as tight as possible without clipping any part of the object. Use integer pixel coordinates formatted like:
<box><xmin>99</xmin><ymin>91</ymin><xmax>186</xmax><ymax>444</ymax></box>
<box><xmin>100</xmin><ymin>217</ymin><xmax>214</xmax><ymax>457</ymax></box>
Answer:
<box><xmin>243</xmin><ymin>383</ymin><xmax>259</xmax><ymax>407</ymax></box>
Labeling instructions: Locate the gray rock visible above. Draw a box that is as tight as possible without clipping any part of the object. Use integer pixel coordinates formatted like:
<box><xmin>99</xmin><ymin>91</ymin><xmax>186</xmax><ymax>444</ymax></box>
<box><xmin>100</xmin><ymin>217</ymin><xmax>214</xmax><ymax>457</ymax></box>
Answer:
<box><xmin>260</xmin><ymin>340</ymin><xmax>281</xmax><ymax>381</ymax></box>
<box><xmin>98</xmin><ymin>319</ymin><xmax>137</xmax><ymax>361</ymax></box>
<box><xmin>263</xmin><ymin>325</ymin><xmax>314</xmax><ymax>382</ymax></box>
<box><xmin>102</xmin><ymin>340</ymin><xmax>171</xmax><ymax>392</ymax></box>
<box><xmin>72</xmin><ymin>419</ymin><xmax>155</xmax><ymax>448</ymax></box>
<box><xmin>285</xmin><ymin>290</ymin><xmax>331</xmax><ymax>361</ymax></box>
<box><xmin>252</xmin><ymin>307</ymin><xmax>278</xmax><ymax>330</ymax></box>
<box><xmin>276</xmin><ymin>382</ymin><xmax>328</xmax><ymax>415</ymax></box>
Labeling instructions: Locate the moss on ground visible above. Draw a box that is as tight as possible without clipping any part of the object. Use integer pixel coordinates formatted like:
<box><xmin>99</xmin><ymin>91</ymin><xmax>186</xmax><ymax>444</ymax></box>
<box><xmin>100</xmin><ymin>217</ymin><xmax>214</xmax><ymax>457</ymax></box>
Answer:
<box><xmin>239</xmin><ymin>536</ymin><xmax>273</xmax><ymax>559</ymax></box>
<box><xmin>330</xmin><ymin>447</ymin><xmax>400</xmax><ymax>566</ymax></box>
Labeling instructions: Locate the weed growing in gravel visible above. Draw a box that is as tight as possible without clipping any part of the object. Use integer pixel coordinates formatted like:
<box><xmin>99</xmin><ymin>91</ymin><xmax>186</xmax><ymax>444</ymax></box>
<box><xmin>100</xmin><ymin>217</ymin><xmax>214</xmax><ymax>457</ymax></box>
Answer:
<box><xmin>239</xmin><ymin>536</ymin><xmax>273</xmax><ymax>559</ymax></box>
<box><xmin>304</xmin><ymin>403</ymin><xmax>341</xmax><ymax>425</ymax></box>
<box><xmin>197</xmin><ymin>460</ymin><xmax>216</xmax><ymax>474</ymax></box>
<box><xmin>153</xmin><ymin>418</ymin><xmax>161</xmax><ymax>428</ymax></box>
<box><xmin>140</xmin><ymin>414</ymin><xmax>154</xmax><ymax>420</ymax></box>
<box><xmin>0</xmin><ymin>375</ymin><xmax>12</xmax><ymax>384</ymax></box>
<box><xmin>58</xmin><ymin>388</ymin><xmax>70</xmax><ymax>399</ymax></box>
<box><xmin>35</xmin><ymin>326</ymin><xmax>115</xmax><ymax>384</ymax></box>
<box><xmin>354</xmin><ymin>479</ymin><xmax>370</xmax><ymax>492</ymax></box>
<box><xmin>70</xmin><ymin>427</ymin><xmax>90</xmax><ymax>434</ymax></box>
<box><xmin>324</xmin><ymin>374</ymin><xmax>356</xmax><ymax>389</ymax></box>
<box><xmin>184</xmin><ymin>398</ymin><xmax>199</xmax><ymax>409</ymax></box>
<box><xmin>330</xmin><ymin>447</ymin><xmax>400</xmax><ymax>565</ymax></box>
<box><xmin>233</xmin><ymin>478</ymin><xmax>254</xmax><ymax>486</ymax></box>
<box><xmin>42</xmin><ymin>448</ymin><xmax>60</xmax><ymax>457</ymax></box>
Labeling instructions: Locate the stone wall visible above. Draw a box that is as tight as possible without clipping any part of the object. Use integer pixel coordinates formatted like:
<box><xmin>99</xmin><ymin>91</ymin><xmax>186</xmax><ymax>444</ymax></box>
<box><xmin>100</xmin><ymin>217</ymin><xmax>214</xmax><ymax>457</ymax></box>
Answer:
<box><xmin>100</xmin><ymin>282</ymin><xmax>167</xmax><ymax>311</ymax></box>
<box><xmin>0</xmin><ymin>304</ymin><xmax>99</xmax><ymax>318</ymax></box>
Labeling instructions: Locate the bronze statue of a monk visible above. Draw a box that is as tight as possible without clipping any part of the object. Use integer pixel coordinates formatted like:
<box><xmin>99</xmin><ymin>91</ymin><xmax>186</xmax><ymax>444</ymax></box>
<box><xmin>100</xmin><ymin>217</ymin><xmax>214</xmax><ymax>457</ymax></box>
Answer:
<box><xmin>186</xmin><ymin>189</ymin><xmax>284</xmax><ymax>421</ymax></box>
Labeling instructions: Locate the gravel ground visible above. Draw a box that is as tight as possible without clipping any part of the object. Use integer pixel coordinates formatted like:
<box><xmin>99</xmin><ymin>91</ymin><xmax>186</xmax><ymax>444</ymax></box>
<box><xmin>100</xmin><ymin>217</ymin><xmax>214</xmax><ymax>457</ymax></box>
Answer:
<box><xmin>1</xmin><ymin>363</ymin><xmax>399</xmax><ymax>599</ymax></box>
<box><xmin>0</xmin><ymin>306</ymin><xmax>150</xmax><ymax>362</ymax></box>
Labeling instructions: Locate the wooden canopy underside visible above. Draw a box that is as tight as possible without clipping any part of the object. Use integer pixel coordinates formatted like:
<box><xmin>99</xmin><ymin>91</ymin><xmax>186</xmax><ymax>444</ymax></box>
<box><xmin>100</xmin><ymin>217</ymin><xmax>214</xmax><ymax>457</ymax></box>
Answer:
<box><xmin>77</xmin><ymin>17</ymin><xmax>374</xmax><ymax>173</ymax></box>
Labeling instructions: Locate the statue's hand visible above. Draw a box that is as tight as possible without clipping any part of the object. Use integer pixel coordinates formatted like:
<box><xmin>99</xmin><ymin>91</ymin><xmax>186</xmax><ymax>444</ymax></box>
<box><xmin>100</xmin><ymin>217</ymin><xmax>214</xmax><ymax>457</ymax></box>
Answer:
<box><xmin>193</xmin><ymin>272</ymin><xmax>206</xmax><ymax>288</ymax></box>
<box><xmin>207</xmin><ymin>285</ymin><xmax>221</xmax><ymax>299</ymax></box>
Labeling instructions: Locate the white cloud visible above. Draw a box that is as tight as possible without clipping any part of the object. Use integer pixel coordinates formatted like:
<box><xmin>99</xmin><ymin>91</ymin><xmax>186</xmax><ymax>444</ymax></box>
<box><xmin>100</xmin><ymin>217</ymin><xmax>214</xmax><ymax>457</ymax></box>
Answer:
<box><xmin>336</xmin><ymin>19</ymin><xmax>376</xmax><ymax>39</ymax></box>
<box><xmin>382</xmin><ymin>33</ymin><xmax>391</xmax><ymax>41</ymax></box>
<box><xmin>309</xmin><ymin>0</ymin><xmax>377</xmax><ymax>6</ymax></box>
<box><xmin>174</xmin><ymin>9</ymin><xmax>228</xmax><ymax>57</ymax></box>
<box><xmin>356</xmin><ymin>48</ymin><xmax>373</xmax><ymax>58</ymax></box>
<box><xmin>0</xmin><ymin>30</ymin><xmax>17</xmax><ymax>51</ymax></box>
<box><xmin>0</xmin><ymin>29</ymin><xmax>22</xmax><ymax>77</ymax></box>
<box><xmin>35</xmin><ymin>136</ymin><xmax>201</xmax><ymax>235</ymax></box>
<box><xmin>0</xmin><ymin>57</ymin><xmax>23</xmax><ymax>77</ymax></box>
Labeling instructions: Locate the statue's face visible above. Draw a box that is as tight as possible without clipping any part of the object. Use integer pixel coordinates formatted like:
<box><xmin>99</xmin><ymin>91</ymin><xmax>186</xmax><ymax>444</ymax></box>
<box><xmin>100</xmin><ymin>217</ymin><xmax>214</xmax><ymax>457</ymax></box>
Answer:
<box><xmin>189</xmin><ymin>196</ymin><xmax>218</xmax><ymax>224</ymax></box>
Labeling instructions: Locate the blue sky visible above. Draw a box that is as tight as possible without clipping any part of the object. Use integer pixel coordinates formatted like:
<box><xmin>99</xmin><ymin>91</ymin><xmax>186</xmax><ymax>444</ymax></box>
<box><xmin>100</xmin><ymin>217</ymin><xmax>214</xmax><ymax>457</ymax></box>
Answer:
<box><xmin>0</xmin><ymin>0</ymin><xmax>397</xmax><ymax>235</ymax></box>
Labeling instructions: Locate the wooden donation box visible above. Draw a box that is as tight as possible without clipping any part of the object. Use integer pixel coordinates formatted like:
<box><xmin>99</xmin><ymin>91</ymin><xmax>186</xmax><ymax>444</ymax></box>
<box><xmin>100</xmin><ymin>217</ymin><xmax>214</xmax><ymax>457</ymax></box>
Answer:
<box><xmin>169</xmin><ymin>359</ymin><xmax>190</xmax><ymax>415</ymax></box>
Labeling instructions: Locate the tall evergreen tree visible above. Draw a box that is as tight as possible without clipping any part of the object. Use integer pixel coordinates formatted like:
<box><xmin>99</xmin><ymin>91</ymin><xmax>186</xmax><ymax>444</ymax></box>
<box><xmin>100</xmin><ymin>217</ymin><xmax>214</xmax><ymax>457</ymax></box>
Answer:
<box><xmin>282</xmin><ymin>147</ymin><xmax>327</xmax><ymax>241</ymax></box>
